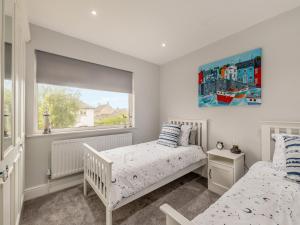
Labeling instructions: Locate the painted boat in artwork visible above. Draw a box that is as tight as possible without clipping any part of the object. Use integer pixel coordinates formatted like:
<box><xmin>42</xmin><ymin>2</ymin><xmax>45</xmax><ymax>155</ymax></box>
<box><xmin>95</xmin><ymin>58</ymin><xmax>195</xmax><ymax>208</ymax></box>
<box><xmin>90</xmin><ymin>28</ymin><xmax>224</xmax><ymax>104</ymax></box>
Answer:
<box><xmin>246</xmin><ymin>89</ymin><xmax>261</xmax><ymax>105</ymax></box>
<box><xmin>234</xmin><ymin>88</ymin><xmax>249</xmax><ymax>99</ymax></box>
<box><xmin>247</xmin><ymin>97</ymin><xmax>261</xmax><ymax>105</ymax></box>
<box><xmin>216</xmin><ymin>91</ymin><xmax>235</xmax><ymax>104</ymax></box>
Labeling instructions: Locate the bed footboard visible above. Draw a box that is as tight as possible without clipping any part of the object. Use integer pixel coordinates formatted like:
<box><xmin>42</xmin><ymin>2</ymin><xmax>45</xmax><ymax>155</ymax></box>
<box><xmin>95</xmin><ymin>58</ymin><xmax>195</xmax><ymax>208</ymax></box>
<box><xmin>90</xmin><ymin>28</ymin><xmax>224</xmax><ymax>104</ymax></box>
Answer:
<box><xmin>160</xmin><ymin>204</ymin><xmax>194</xmax><ymax>225</ymax></box>
<box><xmin>83</xmin><ymin>143</ymin><xmax>113</xmax><ymax>225</ymax></box>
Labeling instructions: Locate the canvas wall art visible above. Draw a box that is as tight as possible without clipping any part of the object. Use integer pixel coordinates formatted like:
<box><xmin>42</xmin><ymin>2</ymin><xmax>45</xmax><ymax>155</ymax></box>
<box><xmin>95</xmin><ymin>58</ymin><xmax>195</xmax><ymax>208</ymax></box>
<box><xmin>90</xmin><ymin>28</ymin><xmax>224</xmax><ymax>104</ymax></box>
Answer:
<box><xmin>198</xmin><ymin>48</ymin><xmax>262</xmax><ymax>107</ymax></box>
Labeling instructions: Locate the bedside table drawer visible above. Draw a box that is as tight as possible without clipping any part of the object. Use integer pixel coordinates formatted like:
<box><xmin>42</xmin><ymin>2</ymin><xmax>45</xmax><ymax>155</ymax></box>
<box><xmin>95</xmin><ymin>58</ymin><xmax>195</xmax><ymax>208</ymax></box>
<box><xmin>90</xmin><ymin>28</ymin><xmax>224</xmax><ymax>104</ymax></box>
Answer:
<box><xmin>208</xmin><ymin>162</ymin><xmax>233</xmax><ymax>195</ymax></box>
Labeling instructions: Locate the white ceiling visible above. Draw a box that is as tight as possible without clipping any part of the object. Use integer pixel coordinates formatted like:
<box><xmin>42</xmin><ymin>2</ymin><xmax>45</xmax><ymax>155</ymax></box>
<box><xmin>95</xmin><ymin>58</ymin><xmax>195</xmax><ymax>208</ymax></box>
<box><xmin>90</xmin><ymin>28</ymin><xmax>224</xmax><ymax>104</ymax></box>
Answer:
<box><xmin>27</xmin><ymin>0</ymin><xmax>300</xmax><ymax>65</ymax></box>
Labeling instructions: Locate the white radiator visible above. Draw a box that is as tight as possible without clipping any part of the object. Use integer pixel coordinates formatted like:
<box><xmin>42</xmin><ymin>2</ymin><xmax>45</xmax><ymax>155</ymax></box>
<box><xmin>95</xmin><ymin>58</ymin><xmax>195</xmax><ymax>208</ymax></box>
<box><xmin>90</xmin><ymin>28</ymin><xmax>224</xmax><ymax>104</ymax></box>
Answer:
<box><xmin>51</xmin><ymin>133</ymin><xmax>132</xmax><ymax>179</ymax></box>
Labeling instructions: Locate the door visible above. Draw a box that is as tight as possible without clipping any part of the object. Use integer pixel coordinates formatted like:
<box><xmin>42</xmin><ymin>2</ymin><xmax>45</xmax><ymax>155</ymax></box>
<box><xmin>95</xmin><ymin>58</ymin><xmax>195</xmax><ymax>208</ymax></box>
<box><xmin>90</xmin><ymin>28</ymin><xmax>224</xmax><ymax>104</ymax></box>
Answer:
<box><xmin>208</xmin><ymin>162</ymin><xmax>233</xmax><ymax>195</ymax></box>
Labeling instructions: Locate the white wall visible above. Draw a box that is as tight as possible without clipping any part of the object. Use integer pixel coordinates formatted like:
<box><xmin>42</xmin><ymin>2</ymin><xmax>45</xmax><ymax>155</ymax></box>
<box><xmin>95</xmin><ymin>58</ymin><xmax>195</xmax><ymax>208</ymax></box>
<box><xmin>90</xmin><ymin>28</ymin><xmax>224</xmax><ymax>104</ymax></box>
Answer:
<box><xmin>25</xmin><ymin>25</ymin><xmax>160</xmax><ymax>189</ymax></box>
<box><xmin>160</xmin><ymin>7</ymin><xmax>300</xmax><ymax>166</ymax></box>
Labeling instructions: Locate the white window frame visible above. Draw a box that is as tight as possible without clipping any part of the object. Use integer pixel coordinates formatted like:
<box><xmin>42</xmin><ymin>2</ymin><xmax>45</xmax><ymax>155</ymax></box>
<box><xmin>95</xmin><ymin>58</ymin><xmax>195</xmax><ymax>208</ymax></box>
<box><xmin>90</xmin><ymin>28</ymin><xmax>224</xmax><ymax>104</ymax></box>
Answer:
<box><xmin>33</xmin><ymin>83</ymin><xmax>135</xmax><ymax>135</ymax></box>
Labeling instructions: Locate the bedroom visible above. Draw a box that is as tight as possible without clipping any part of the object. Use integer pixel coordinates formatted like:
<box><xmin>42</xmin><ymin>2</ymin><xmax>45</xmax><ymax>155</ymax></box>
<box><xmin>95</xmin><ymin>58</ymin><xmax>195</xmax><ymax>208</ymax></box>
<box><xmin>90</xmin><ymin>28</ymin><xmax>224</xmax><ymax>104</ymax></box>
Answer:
<box><xmin>0</xmin><ymin>0</ymin><xmax>300</xmax><ymax>225</ymax></box>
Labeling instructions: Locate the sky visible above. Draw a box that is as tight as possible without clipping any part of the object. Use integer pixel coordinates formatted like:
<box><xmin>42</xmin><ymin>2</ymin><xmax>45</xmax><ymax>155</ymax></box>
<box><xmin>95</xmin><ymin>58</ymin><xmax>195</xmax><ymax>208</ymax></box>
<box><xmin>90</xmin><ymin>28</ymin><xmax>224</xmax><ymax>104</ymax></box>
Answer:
<box><xmin>79</xmin><ymin>88</ymin><xmax>128</xmax><ymax>109</ymax></box>
<box><xmin>39</xmin><ymin>84</ymin><xmax>129</xmax><ymax>109</ymax></box>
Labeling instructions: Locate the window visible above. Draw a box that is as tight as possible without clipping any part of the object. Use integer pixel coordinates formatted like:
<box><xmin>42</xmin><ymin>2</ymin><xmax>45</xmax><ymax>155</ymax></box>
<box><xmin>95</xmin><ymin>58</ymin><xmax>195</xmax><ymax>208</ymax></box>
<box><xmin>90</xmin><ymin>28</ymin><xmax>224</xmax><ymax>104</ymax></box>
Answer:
<box><xmin>37</xmin><ymin>84</ymin><xmax>131</xmax><ymax>130</ymax></box>
<box><xmin>35</xmin><ymin>50</ymin><xmax>133</xmax><ymax>132</ymax></box>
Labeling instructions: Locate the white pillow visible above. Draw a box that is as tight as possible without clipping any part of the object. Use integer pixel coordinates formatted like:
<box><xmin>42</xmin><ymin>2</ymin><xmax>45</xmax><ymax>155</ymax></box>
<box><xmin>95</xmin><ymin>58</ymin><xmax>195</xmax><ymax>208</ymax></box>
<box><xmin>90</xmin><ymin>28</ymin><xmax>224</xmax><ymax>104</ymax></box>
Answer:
<box><xmin>272</xmin><ymin>133</ymin><xmax>286</xmax><ymax>171</ymax></box>
<box><xmin>189</xmin><ymin>126</ymin><xmax>198</xmax><ymax>145</ymax></box>
<box><xmin>178</xmin><ymin>125</ymin><xmax>192</xmax><ymax>146</ymax></box>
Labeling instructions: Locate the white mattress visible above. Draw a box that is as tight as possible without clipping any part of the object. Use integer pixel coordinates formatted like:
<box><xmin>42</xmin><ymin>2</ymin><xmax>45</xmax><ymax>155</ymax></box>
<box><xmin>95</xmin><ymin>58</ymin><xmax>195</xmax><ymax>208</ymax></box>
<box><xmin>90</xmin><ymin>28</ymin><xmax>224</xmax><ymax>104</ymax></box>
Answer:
<box><xmin>98</xmin><ymin>141</ymin><xmax>207</xmax><ymax>209</ymax></box>
<box><xmin>192</xmin><ymin>161</ymin><xmax>300</xmax><ymax>225</ymax></box>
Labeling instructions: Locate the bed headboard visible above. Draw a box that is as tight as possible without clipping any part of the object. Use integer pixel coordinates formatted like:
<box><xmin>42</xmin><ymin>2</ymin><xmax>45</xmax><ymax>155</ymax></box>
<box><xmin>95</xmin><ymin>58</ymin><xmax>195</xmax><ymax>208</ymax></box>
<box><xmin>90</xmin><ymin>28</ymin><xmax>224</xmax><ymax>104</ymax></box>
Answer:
<box><xmin>261</xmin><ymin>121</ymin><xmax>300</xmax><ymax>161</ymax></box>
<box><xmin>168</xmin><ymin>119</ymin><xmax>208</xmax><ymax>152</ymax></box>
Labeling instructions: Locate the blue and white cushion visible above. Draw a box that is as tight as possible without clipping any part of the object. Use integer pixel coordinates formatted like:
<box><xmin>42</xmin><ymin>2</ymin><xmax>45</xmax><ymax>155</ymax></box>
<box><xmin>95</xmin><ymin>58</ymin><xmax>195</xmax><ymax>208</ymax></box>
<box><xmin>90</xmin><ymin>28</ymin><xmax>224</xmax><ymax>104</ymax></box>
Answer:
<box><xmin>283</xmin><ymin>135</ymin><xmax>300</xmax><ymax>182</ymax></box>
<box><xmin>157</xmin><ymin>123</ymin><xmax>181</xmax><ymax>148</ymax></box>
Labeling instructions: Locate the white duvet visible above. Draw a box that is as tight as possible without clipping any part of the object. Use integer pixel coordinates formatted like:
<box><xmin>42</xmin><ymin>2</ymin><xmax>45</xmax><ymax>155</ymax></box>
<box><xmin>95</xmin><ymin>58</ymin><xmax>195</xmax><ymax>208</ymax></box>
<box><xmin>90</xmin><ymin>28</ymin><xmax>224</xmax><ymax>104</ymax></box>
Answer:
<box><xmin>98</xmin><ymin>141</ymin><xmax>206</xmax><ymax>209</ymax></box>
<box><xmin>192</xmin><ymin>161</ymin><xmax>300</xmax><ymax>225</ymax></box>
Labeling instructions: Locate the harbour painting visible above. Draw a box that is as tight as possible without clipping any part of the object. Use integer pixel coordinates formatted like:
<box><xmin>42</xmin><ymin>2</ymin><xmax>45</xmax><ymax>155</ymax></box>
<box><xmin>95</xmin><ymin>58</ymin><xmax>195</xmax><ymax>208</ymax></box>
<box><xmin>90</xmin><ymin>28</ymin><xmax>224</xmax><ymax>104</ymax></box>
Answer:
<box><xmin>198</xmin><ymin>48</ymin><xmax>262</xmax><ymax>107</ymax></box>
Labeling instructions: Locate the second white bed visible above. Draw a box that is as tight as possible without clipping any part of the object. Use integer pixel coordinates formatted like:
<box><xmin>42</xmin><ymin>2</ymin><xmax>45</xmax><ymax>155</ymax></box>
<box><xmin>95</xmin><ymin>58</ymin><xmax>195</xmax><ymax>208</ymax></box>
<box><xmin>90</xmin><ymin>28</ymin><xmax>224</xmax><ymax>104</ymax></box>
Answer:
<box><xmin>97</xmin><ymin>141</ymin><xmax>207</xmax><ymax>209</ymax></box>
<box><xmin>192</xmin><ymin>161</ymin><xmax>300</xmax><ymax>225</ymax></box>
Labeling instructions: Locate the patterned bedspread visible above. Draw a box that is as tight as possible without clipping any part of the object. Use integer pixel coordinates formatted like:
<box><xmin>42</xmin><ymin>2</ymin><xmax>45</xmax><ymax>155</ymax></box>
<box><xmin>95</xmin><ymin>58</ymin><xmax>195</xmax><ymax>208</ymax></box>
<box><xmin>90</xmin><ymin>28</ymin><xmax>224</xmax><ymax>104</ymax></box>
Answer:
<box><xmin>98</xmin><ymin>141</ymin><xmax>206</xmax><ymax>209</ymax></box>
<box><xmin>192</xmin><ymin>161</ymin><xmax>300</xmax><ymax>225</ymax></box>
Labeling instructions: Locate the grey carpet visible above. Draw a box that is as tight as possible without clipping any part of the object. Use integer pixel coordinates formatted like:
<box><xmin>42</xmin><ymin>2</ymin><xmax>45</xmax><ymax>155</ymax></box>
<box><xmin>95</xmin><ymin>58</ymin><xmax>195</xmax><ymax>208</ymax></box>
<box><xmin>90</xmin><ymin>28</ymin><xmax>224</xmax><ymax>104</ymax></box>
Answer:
<box><xmin>21</xmin><ymin>173</ymin><xmax>219</xmax><ymax>225</ymax></box>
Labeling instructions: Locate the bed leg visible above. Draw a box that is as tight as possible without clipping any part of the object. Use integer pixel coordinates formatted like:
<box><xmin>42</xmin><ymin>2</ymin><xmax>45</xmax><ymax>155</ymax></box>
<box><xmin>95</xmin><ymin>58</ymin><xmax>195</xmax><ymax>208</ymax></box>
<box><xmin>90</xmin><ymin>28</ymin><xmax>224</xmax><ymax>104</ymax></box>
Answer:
<box><xmin>83</xmin><ymin>177</ymin><xmax>87</xmax><ymax>196</ymax></box>
<box><xmin>160</xmin><ymin>204</ymin><xmax>193</xmax><ymax>225</ymax></box>
<box><xmin>166</xmin><ymin>215</ymin><xmax>182</xmax><ymax>225</ymax></box>
<box><xmin>106</xmin><ymin>208</ymin><xmax>112</xmax><ymax>225</ymax></box>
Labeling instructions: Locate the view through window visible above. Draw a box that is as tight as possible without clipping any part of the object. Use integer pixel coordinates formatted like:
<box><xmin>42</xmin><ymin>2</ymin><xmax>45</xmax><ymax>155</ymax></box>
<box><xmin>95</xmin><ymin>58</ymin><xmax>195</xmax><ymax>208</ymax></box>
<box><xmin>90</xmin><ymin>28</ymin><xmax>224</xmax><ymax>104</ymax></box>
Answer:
<box><xmin>37</xmin><ymin>84</ymin><xmax>130</xmax><ymax>130</ymax></box>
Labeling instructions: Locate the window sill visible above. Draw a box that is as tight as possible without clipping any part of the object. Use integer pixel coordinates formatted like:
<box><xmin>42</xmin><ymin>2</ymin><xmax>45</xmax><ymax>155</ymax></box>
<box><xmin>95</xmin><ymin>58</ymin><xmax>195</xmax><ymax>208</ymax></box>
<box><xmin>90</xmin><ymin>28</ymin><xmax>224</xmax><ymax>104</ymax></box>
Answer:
<box><xmin>26</xmin><ymin>127</ymin><xmax>136</xmax><ymax>138</ymax></box>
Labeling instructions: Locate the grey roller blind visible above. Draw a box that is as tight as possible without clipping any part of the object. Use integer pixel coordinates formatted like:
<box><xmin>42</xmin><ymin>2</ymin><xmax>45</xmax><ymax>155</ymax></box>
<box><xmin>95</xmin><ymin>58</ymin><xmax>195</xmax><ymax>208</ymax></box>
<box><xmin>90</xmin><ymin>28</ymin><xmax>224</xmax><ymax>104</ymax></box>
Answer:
<box><xmin>35</xmin><ymin>50</ymin><xmax>133</xmax><ymax>93</ymax></box>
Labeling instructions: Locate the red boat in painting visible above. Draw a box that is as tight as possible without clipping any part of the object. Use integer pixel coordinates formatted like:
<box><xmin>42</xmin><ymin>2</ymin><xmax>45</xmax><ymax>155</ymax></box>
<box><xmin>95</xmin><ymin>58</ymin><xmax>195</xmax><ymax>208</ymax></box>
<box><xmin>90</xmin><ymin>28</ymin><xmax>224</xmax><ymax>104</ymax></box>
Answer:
<box><xmin>216</xmin><ymin>91</ymin><xmax>235</xmax><ymax>104</ymax></box>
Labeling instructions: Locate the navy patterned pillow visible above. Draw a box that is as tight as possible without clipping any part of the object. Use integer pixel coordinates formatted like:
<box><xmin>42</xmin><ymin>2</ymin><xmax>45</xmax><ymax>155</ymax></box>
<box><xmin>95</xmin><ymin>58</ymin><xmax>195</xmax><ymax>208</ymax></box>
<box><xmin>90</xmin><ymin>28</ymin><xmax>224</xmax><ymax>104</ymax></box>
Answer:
<box><xmin>157</xmin><ymin>123</ymin><xmax>181</xmax><ymax>148</ymax></box>
<box><xmin>283</xmin><ymin>135</ymin><xmax>300</xmax><ymax>182</ymax></box>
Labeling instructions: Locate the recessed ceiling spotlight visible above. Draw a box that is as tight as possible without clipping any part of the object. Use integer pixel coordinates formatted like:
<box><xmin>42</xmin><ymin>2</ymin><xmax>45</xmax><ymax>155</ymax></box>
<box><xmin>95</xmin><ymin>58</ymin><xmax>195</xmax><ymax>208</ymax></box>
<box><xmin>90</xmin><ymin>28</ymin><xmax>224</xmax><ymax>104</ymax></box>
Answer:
<box><xmin>91</xmin><ymin>10</ymin><xmax>97</xmax><ymax>16</ymax></box>
<box><xmin>161</xmin><ymin>43</ymin><xmax>166</xmax><ymax>48</ymax></box>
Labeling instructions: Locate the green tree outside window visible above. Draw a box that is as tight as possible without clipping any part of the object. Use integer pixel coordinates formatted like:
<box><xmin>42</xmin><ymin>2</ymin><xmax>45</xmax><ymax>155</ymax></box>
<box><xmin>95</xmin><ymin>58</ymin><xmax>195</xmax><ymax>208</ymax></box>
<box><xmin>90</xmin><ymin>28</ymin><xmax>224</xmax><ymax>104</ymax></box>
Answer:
<box><xmin>38</xmin><ymin>86</ymin><xmax>81</xmax><ymax>129</ymax></box>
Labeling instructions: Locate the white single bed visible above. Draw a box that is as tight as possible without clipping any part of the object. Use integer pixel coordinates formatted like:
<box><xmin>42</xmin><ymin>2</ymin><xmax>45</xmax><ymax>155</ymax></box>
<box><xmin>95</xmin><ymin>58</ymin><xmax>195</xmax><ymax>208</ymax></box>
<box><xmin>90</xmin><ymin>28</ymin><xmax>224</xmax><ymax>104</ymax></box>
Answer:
<box><xmin>160</xmin><ymin>121</ymin><xmax>300</xmax><ymax>225</ymax></box>
<box><xmin>83</xmin><ymin>119</ymin><xmax>208</xmax><ymax>225</ymax></box>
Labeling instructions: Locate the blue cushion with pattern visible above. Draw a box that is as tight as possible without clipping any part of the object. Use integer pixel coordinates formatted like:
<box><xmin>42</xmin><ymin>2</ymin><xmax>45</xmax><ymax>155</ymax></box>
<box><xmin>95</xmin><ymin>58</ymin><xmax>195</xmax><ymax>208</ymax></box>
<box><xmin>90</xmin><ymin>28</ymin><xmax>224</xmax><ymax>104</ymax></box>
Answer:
<box><xmin>283</xmin><ymin>135</ymin><xmax>300</xmax><ymax>182</ymax></box>
<box><xmin>157</xmin><ymin>123</ymin><xmax>181</xmax><ymax>148</ymax></box>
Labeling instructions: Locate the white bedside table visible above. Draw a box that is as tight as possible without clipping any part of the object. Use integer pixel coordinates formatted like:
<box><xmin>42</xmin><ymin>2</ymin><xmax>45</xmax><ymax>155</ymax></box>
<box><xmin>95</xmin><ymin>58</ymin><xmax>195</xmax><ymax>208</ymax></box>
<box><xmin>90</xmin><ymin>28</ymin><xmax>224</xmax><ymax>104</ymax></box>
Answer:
<box><xmin>207</xmin><ymin>149</ymin><xmax>245</xmax><ymax>195</ymax></box>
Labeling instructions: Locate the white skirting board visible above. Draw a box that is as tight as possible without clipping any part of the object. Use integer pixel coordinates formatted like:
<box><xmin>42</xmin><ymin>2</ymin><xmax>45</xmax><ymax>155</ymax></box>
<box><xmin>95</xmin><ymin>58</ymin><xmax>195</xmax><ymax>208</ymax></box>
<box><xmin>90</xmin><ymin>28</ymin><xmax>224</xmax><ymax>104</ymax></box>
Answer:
<box><xmin>24</xmin><ymin>174</ymin><xmax>83</xmax><ymax>201</ymax></box>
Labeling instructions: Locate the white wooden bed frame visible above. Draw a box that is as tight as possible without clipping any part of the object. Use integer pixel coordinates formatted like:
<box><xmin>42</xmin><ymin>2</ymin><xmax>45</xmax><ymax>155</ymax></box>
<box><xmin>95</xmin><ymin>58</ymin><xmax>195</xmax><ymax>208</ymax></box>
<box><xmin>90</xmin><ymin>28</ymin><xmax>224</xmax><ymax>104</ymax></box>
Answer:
<box><xmin>83</xmin><ymin>119</ymin><xmax>208</xmax><ymax>225</ymax></box>
<box><xmin>160</xmin><ymin>121</ymin><xmax>300</xmax><ymax>225</ymax></box>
